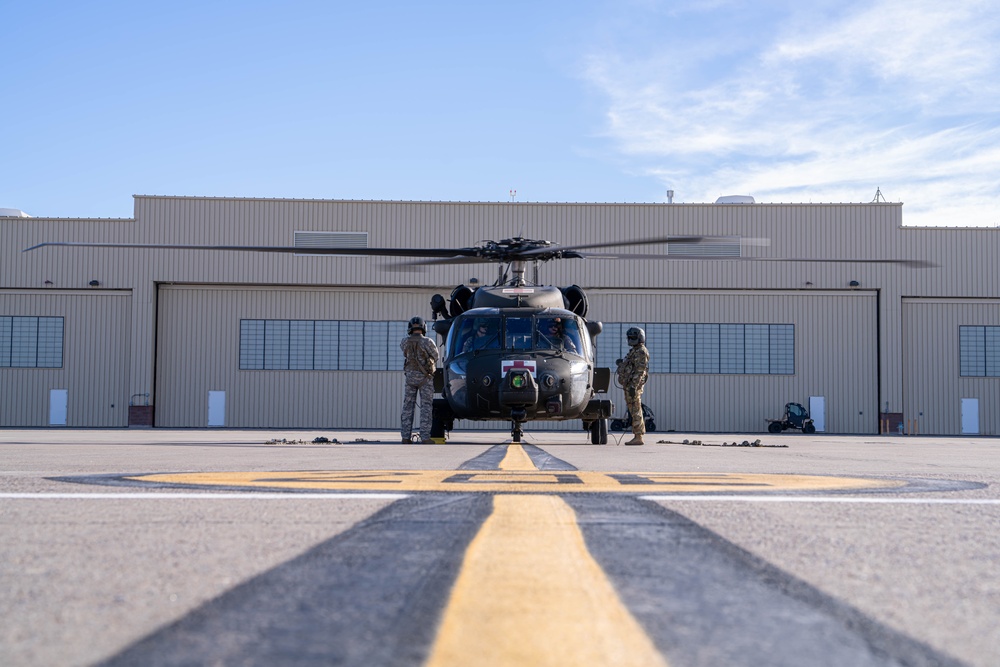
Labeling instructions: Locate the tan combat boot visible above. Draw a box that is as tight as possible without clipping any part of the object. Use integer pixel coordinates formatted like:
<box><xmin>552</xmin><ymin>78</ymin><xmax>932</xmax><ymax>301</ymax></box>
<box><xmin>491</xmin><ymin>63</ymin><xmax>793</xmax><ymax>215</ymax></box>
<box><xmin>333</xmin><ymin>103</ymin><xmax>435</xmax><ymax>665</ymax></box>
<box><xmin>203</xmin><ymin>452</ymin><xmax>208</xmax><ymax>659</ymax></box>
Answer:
<box><xmin>625</xmin><ymin>435</ymin><xmax>644</xmax><ymax>446</ymax></box>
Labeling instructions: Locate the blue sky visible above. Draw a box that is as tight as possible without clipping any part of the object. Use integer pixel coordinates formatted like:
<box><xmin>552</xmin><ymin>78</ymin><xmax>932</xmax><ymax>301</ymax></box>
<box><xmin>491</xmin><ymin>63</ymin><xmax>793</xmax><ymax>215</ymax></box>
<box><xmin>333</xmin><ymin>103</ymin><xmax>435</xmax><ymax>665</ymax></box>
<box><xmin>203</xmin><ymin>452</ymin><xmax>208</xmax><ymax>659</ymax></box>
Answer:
<box><xmin>3</xmin><ymin>0</ymin><xmax>999</xmax><ymax>225</ymax></box>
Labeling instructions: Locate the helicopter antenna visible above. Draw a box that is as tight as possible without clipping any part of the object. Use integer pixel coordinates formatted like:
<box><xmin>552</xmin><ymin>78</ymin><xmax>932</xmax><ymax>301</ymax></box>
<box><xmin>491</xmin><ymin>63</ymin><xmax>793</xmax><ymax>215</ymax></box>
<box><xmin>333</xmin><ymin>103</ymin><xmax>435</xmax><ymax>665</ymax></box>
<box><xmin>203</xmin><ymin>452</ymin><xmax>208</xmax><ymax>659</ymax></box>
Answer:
<box><xmin>496</xmin><ymin>262</ymin><xmax>508</xmax><ymax>286</ymax></box>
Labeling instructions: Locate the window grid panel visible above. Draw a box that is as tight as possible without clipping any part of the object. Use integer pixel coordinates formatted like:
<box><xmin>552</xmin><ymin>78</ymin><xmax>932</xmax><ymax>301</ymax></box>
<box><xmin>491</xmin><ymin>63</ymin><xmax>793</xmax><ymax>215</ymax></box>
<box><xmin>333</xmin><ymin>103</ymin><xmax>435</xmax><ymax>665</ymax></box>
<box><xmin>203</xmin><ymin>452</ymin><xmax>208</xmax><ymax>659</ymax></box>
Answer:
<box><xmin>314</xmin><ymin>321</ymin><xmax>340</xmax><ymax>370</ymax></box>
<box><xmin>338</xmin><ymin>322</ymin><xmax>365</xmax><ymax>370</ymax></box>
<box><xmin>645</xmin><ymin>323</ymin><xmax>670</xmax><ymax>373</ymax></box>
<box><xmin>596</xmin><ymin>323</ymin><xmax>623</xmax><ymax>370</ymax></box>
<box><xmin>387</xmin><ymin>321</ymin><xmax>407</xmax><ymax>371</ymax></box>
<box><xmin>744</xmin><ymin>325</ymin><xmax>770</xmax><ymax>374</ymax></box>
<box><xmin>264</xmin><ymin>320</ymin><xmax>290</xmax><ymax>370</ymax></box>
<box><xmin>720</xmin><ymin>324</ymin><xmax>745</xmax><ymax>374</ymax></box>
<box><xmin>769</xmin><ymin>324</ymin><xmax>795</xmax><ymax>375</ymax></box>
<box><xmin>695</xmin><ymin>324</ymin><xmax>721</xmax><ymax>374</ymax></box>
<box><xmin>289</xmin><ymin>321</ymin><xmax>315</xmax><ymax>370</ymax></box>
<box><xmin>669</xmin><ymin>323</ymin><xmax>695</xmax><ymax>374</ymax></box>
<box><xmin>986</xmin><ymin>327</ymin><xmax>1000</xmax><ymax>377</ymax></box>
<box><xmin>363</xmin><ymin>321</ymin><xmax>390</xmax><ymax>370</ymax></box>
<box><xmin>11</xmin><ymin>317</ymin><xmax>38</xmax><ymax>368</ymax></box>
<box><xmin>36</xmin><ymin>317</ymin><xmax>64</xmax><ymax>368</ymax></box>
<box><xmin>0</xmin><ymin>316</ymin><xmax>13</xmax><ymax>367</ymax></box>
<box><xmin>239</xmin><ymin>320</ymin><xmax>265</xmax><ymax>369</ymax></box>
<box><xmin>959</xmin><ymin>326</ymin><xmax>986</xmax><ymax>377</ymax></box>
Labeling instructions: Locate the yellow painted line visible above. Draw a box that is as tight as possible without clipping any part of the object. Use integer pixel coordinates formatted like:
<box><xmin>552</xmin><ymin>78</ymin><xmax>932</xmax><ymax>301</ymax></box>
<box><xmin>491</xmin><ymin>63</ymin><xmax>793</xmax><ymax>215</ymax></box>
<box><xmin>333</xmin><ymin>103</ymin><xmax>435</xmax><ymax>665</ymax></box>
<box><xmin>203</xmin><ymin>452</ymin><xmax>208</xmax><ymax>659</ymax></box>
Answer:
<box><xmin>499</xmin><ymin>444</ymin><xmax>537</xmax><ymax>471</ymax></box>
<box><xmin>124</xmin><ymin>471</ymin><xmax>906</xmax><ymax>494</ymax></box>
<box><xmin>426</xmin><ymin>494</ymin><xmax>669</xmax><ymax>667</ymax></box>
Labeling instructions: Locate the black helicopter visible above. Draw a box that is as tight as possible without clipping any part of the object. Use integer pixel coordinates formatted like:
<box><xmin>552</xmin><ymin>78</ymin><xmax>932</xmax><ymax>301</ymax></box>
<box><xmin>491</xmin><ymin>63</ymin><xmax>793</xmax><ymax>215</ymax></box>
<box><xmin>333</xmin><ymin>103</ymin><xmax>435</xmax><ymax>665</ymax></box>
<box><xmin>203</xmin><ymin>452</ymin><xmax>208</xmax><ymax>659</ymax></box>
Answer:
<box><xmin>25</xmin><ymin>234</ymin><xmax>933</xmax><ymax>443</ymax></box>
<box><xmin>420</xmin><ymin>237</ymin><xmax>619</xmax><ymax>444</ymax></box>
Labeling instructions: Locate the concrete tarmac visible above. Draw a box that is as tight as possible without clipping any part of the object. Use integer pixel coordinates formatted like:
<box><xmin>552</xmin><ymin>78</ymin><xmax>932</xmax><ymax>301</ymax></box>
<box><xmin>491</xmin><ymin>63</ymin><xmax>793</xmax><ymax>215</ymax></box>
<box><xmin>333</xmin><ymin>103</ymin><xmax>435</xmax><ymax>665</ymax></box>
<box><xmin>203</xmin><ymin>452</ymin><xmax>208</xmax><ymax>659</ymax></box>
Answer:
<box><xmin>1</xmin><ymin>428</ymin><xmax>998</xmax><ymax>666</ymax></box>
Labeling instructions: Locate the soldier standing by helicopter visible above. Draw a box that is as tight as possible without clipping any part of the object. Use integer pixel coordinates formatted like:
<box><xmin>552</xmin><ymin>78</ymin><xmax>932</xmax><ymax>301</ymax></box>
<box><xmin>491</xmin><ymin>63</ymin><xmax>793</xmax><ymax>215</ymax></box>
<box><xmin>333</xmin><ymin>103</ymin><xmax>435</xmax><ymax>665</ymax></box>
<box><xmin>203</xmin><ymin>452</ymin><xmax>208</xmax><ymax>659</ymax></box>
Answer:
<box><xmin>400</xmin><ymin>316</ymin><xmax>440</xmax><ymax>443</ymax></box>
<box><xmin>617</xmin><ymin>327</ymin><xmax>649</xmax><ymax>446</ymax></box>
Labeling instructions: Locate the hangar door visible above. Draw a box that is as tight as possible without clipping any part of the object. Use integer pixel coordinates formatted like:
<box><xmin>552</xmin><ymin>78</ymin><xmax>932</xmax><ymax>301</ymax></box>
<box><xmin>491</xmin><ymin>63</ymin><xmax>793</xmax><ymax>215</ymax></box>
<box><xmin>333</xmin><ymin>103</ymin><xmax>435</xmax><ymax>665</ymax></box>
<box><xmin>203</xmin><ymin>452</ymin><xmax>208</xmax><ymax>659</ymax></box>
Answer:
<box><xmin>0</xmin><ymin>290</ymin><xmax>131</xmax><ymax>427</ymax></box>
<box><xmin>155</xmin><ymin>285</ymin><xmax>437</xmax><ymax>428</ymax></box>
<box><xmin>903</xmin><ymin>299</ymin><xmax>999</xmax><ymax>435</ymax></box>
<box><xmin>586</xmin><ymin>289</ymin><xmax>879</xmax><ymax>434</ymax></box>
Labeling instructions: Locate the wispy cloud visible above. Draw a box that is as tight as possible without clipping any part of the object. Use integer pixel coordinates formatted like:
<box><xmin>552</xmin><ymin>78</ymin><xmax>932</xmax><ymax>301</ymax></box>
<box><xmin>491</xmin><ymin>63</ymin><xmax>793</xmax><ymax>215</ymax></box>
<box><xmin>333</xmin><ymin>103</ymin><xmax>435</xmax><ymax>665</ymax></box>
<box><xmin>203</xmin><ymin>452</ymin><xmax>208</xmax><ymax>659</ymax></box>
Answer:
<box><xmin>584</xmin><ymin>0</ymin><xmax>1000</xmax><ymax>225</ymax></box>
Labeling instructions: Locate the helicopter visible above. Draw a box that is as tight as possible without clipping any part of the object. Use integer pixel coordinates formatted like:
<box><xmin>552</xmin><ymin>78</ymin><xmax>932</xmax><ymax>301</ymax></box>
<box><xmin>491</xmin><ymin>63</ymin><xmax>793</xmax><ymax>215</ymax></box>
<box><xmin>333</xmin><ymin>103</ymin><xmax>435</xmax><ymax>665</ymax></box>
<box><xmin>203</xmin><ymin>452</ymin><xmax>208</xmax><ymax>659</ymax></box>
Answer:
<box><xmin>24</xmin><ymin>234</ymin><xmax>934</xmax><ymax>443</ymax></box>
<box><xmin>419</xmin><ymin>237</ymin><xmax>622</xmax><ymax>444</ymax></box>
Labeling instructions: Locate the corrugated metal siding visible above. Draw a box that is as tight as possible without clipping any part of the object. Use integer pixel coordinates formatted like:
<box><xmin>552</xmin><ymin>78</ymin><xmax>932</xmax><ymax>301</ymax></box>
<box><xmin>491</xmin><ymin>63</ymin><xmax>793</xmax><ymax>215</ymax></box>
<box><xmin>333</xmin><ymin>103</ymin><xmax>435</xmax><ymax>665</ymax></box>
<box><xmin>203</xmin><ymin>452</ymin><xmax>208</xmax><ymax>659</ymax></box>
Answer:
<box><xmin>155</xmin><ymin>285</ymin><xmax>444</xmax><ymax>428</ymax></box>
<box><xmin>903</xmin><ymin>298</ymin><xmax>1000</xmax><ymax>435</ymax></box>
<box><xmin>0</xmin><ymin>290</ymin><xmax>131</xmax><ymax>427</ymax></box>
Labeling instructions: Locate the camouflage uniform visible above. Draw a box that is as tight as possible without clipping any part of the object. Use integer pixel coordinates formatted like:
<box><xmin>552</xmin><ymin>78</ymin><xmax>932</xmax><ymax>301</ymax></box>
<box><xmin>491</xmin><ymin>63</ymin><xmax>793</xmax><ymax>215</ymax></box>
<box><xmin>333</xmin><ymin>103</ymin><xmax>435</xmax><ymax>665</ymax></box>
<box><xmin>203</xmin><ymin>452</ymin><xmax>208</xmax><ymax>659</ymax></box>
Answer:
<box><xmin>617</xmin><ymin>342</ymin><xmax>649</xmax><ymax>438</ymax></box>
<box><xmin>400</xmin><ymin>332</ymin><xmax>440</xmax><ymax>442</ymax></box>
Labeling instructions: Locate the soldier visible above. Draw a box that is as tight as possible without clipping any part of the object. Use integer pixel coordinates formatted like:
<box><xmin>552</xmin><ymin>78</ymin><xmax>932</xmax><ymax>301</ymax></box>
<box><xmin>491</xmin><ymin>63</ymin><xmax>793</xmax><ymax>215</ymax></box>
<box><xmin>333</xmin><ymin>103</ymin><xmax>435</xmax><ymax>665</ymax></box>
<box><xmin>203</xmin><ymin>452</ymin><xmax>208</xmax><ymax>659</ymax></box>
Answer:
<box><xmin>616</xmin><ymin>326</ymin><xmax>649</xmax><ymax>445</ymax></box>
<box><xmin>462</xmin><ymin>320</ymin><xmax>496</xmax><ymax>353</ymax></box>
<box><xmin>400</xmin><ymin>316</ymin><xmax>440</xmax><ymax>443</ymax></box>
<box><xmin>540</xmin><ymin>317</ymin><xmax>578</xmax><ymax>354</ymax></box>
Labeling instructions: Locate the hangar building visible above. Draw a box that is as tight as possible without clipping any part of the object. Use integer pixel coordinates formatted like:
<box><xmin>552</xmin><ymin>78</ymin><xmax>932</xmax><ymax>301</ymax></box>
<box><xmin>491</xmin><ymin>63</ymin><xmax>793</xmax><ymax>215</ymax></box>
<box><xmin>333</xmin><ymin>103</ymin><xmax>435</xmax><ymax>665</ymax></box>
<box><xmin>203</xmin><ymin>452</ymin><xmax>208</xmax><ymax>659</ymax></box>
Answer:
<box><xmin>1</xmin><ymin>195</ymin><xmax>998</xmax><ymax>435</ymax></box>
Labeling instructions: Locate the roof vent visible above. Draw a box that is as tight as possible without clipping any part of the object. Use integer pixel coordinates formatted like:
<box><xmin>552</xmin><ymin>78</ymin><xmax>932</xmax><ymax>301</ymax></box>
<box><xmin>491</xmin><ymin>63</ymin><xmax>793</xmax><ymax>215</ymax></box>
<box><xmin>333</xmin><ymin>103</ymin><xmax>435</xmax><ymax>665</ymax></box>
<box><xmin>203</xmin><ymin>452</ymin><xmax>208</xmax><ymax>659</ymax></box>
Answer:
<box><xmin>0</xmin><ymin>208</ymin><xmax>32</xmax><ymax>217</ymax></box>
<box><xmin>294</xmin><ymin>231</ymin><xmax>369</xmax><ymax>256</ymax></box>
<box><xmin>714</xmin><ymin>195</ymin><xmax>755</xmax><ymax>204</ymax></box>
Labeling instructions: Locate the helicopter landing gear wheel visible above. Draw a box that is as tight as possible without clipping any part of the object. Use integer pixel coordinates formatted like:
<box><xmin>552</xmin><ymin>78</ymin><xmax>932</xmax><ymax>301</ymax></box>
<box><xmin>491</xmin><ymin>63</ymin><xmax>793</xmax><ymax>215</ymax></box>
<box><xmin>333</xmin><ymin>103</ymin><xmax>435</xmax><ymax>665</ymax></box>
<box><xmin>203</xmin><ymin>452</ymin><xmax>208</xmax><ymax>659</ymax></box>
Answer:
<box><xmin>590</xmin><ymin>418</ymin><xmax>608</xmax><ymax>444</ymax></box>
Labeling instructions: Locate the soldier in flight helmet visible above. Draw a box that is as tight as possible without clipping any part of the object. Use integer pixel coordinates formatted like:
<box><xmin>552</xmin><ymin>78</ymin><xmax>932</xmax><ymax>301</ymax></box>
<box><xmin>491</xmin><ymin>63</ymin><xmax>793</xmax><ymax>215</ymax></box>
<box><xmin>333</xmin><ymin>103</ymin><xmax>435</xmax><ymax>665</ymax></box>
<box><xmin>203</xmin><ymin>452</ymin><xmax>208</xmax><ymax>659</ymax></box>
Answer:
<box><xmin>626</xmin><ymin>326</ymin><xmax>645</xmax><ymax>346</ymax></box>
<box><xmin>408</xmin><ymin>316</ymin><xmax>426</xmax><ymax>335</ymax></box>
<box><xmin>400</xmin><ymin>315</ymin><xmax>439</xmax><ymax>443</ymax></box>
<box><xmin>617</xmin><ymin>326</ymin><xmax>650</xmax><ymax>445</ymax></box>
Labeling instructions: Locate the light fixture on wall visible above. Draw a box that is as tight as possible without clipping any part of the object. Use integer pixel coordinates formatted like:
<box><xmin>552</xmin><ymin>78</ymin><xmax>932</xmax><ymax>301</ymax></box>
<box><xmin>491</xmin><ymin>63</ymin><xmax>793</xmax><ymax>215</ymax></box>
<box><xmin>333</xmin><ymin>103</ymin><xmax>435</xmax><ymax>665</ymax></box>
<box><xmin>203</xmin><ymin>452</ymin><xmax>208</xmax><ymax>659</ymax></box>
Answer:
<box><xmin>469</xmin><ymin>277</ymin><xmax>480</xmax><ymax>286</ymax></box>
<box><xmin>849</xmin><ymin>280</ymin><xmax>860</xmax><ymax>288</ymax></box>
<box><xmin>89</xmin><ymin>280</ymin><xmax>101</xmax><ymax>287</ymax></box>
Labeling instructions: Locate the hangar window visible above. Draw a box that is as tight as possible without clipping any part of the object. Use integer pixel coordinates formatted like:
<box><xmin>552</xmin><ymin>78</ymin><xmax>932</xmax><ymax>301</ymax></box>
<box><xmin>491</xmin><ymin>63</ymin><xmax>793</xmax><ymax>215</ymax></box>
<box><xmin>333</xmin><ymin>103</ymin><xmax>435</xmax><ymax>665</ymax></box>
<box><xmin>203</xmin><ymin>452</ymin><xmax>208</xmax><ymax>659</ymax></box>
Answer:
<box><xmin>598</xmin><ymin>322</ymin><xmax>794</xmax><ymax>375</ymax></box>
<box><xmin>240</xmin><ymin>319</ymin><xmax>407</xmax><ymax>371</ymax></box>
<box><xmin>959</xmin><ymin>326</ymin><xmax>1000</xmax><ymax>377</ymax></box>
<box><xmin>0</xmin><ymin>316</ymin><xmax>64</xmax><ymax>368</ymax></box>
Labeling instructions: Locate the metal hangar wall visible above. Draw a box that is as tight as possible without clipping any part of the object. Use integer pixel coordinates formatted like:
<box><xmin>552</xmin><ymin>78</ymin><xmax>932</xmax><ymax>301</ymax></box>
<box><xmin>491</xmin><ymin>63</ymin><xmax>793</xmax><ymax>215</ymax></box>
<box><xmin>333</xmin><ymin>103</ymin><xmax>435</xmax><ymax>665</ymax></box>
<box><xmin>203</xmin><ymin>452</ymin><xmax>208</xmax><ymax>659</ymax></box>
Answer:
<box><xmin>2</xmin><ymin>195</ymin><xmax>997</xmax><ymax>435</ymax></box>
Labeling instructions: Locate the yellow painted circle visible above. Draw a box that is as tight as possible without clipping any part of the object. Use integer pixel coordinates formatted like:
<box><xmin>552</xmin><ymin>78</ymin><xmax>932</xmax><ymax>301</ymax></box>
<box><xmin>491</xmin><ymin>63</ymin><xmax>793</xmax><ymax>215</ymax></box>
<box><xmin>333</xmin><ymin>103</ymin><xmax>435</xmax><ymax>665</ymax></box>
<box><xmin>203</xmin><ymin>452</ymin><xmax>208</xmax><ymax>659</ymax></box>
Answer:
<box><xmin>125</xmin><ymin>470</ymin><xmax>904</xmax><ymax>494</ymax></box>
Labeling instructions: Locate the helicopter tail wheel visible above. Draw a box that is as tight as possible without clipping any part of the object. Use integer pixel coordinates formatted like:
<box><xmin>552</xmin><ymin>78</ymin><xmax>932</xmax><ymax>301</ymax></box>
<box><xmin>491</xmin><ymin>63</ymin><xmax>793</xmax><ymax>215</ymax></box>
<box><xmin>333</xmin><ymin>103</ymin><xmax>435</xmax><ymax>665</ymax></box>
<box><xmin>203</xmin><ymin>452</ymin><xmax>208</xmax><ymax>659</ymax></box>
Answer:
<box><xmin>510</xmin><ymin>421</ymin><xmax>524</xmax><ymax>443</ymax></box>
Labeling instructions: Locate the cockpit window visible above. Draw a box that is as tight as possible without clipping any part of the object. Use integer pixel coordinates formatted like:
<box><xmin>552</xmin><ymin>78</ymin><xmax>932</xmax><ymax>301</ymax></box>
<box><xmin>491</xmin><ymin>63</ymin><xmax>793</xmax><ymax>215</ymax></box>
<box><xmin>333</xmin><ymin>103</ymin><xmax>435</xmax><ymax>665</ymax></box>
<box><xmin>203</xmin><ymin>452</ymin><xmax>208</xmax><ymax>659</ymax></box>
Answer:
<box><xmin>505</xmin><ymin>317</ymin><xmax>533</xmax><ymax>350</ymax></box>
<box><xmin>536</xmin><ymin>317</ymin><xmax>583</xmax><ymax>355</ymax></box>
<box><xmin>451</xmin><ymin>313</ymin><xmax>591</xmax><ymax>359</ymax></box>
<box><xmin>454</xmin><ymin>317</ymin><xmax>501</xmax><ymax>355</ymax></box>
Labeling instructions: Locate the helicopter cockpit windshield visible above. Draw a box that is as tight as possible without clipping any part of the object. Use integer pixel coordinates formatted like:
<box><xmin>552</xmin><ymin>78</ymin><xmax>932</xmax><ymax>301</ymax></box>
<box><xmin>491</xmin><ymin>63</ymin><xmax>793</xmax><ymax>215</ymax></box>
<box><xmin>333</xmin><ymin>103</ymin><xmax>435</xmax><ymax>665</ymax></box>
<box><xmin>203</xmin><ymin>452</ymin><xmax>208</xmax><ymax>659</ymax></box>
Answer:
<box><xmin>536</xmin><ymin>316</ymin><xmax>582</xmax><ymax>355</ymax></box>
<box><xmin>451</xmin><ymin>312</ymin><xmax>589</xmax><ymax>359</ymax></box>
<box><xmin>455</xmin><ymin>317</ymin><xmax>502</xmax><ymax>354</ymax></box>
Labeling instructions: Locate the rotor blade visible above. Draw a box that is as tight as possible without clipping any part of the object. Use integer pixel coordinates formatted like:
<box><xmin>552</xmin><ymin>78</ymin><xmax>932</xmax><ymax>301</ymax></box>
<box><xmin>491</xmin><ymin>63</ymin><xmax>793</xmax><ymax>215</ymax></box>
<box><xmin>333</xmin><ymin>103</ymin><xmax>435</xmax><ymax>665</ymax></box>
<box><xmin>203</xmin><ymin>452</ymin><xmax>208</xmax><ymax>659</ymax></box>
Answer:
<box><xmin>22</xmin><ymin>242</ymin><xmax>482</xmax><ymax>258</ymax></box>
<box><xmin>385</xmin><ymin>255</ymin><xmax>505</xmax><ymax>270</ymax></box>
<box><xmin>518</xmin><ymin>235</ymin><xmax>771</xmax><ymax>256</ymax></box>
<box><xmin>576</xmin><ymin>251</ymin><xmax>936</xmax><ymax>268</ymax></box>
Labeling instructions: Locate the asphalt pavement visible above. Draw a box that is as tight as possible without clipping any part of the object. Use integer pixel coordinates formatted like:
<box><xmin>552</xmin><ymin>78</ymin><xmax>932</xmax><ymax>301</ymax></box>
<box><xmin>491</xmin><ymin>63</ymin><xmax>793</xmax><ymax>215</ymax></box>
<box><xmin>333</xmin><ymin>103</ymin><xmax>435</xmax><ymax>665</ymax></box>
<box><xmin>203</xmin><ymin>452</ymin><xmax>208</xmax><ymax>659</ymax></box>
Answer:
<box><xmin>1</xmin><ymin>428</ymin><xmax>998</xmax><ymax>666</ymax></box>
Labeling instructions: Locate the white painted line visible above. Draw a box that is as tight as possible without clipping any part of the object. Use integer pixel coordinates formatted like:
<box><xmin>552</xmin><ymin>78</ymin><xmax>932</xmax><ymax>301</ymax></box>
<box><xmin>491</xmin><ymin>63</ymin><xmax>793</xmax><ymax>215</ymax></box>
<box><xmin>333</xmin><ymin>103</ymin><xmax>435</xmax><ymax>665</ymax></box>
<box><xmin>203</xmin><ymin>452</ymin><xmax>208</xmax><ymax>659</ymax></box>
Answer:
<box><xmin>641</xmin><ymin>495</ymin><xmax>1000</xmax><ymax>504</ymax></box>
<box><xmin>0</xmin><ymin>492</ymin><xmax>410</xmax><ymax>500</ymax></box>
